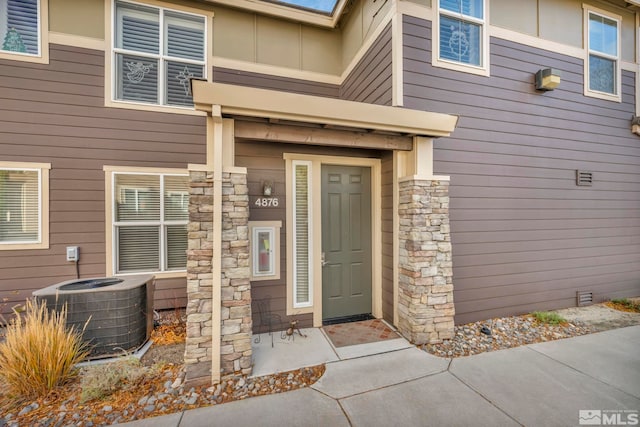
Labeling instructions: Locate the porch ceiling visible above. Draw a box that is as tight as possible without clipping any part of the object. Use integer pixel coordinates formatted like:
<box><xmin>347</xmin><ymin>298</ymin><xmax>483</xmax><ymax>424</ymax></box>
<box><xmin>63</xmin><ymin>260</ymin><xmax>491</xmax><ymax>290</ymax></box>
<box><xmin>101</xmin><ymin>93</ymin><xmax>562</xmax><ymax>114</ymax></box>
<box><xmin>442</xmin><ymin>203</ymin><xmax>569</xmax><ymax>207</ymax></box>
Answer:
<box><xmin>191</xmin><ymin>80</ymin><xmax>459</xmax><ymax>138</ymax></box>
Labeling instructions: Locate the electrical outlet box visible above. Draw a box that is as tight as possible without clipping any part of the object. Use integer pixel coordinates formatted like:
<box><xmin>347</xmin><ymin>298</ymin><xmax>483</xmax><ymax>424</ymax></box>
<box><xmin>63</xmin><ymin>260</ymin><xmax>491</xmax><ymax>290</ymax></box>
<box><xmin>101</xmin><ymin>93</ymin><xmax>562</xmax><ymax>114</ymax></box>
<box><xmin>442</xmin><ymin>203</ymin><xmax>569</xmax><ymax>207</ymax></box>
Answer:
<box><xmin>66</xmin><ymin>246</ymin><xmax>79</xmax><ymax>262</ymax></box>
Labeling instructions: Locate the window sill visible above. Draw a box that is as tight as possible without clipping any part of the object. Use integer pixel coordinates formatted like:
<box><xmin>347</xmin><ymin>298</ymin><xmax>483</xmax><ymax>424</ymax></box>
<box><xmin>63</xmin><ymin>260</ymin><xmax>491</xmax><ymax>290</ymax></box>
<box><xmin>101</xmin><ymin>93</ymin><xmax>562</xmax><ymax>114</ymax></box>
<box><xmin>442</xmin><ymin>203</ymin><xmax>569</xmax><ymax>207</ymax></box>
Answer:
<box><xmin>432</xmin><ymin>58</ymin><xmax>490</xmax><ymax>77</ymax></box>
<box><xmin>115</xmin><ymin>271</ymin><xmax>187</xmax><ymax>280</ymax></box>
<box><xmin>104</xmin><ymin>99</ymin><xmax>208</xmax><ymax>116</ymax></box>
<box><xmin>0</xmin><ymin>50</ymin><xmax>49</xmax><ymax>64</ymax></box>
<box><xmin>0</xmin><ymin>242</ymin><xmax>49</xmax><ymax>251</ymax></box>
<box><xmin>584</xmin><ymin>88</ymin><xmax>621</xmax><ymax>103</ymax></box>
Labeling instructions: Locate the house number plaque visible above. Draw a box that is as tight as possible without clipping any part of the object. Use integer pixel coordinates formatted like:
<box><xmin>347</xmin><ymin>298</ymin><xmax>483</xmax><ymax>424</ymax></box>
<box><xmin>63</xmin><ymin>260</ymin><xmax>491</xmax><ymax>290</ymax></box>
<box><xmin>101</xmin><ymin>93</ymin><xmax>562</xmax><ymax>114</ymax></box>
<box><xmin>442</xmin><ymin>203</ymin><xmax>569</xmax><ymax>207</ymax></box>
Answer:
<box><xmin>253</xmin><ymin>197</ymin><xmax>280</xmax><ymax>208</ymax></box>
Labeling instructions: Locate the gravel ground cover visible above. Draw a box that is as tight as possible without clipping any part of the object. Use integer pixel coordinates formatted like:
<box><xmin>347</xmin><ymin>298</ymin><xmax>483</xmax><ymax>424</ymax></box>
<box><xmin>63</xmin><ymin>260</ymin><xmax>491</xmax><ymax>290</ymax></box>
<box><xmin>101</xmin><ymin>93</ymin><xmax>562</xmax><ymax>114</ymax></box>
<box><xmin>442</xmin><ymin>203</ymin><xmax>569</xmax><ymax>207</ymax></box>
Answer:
<box><xmin>1</xmin><ymin>302</ymin><xmax>638</xmax><ymax>426</ymax></box>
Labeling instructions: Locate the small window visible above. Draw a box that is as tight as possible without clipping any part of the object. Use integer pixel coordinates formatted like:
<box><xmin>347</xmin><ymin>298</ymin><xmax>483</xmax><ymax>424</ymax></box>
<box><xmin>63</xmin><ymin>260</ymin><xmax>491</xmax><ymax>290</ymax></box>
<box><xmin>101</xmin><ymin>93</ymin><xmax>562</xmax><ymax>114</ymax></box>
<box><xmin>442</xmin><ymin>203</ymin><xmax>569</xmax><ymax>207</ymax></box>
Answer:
<box><xmin>0</xmin><ymin>0</ymin><xmax>40</xmax><ymax>56</ymax></box>
<box><xmin>585</xmin><ymin>7</ymin><xmax>620</xmax><ymax>100</ymax></box>
<box><xmin>0</xmin><ymin>162</ymin><xmax>50</xmax><ymax>250</ymax></box>
<box><xmin>112</xmin><ymin>172</ymin><xmax>188</xmax><ymax>274</ymax></box>
<box><xmin>112</xmin><ymin>0</ymin><xmax>206</xmax><ymax>107</ymax></box>
<box><xmin>249</xmin><ymin>221</ymin><xmax>281</xmax><ymax>281</ymax></box>
<box><xmin>435</xmin><ymin>0</ymin><xmax>487</xmax><ymax>74</ymax></box>
<box><xmin>292</xmin><ymin>161</ymin><xmax>313</xmax><ymax>307</ymax></box>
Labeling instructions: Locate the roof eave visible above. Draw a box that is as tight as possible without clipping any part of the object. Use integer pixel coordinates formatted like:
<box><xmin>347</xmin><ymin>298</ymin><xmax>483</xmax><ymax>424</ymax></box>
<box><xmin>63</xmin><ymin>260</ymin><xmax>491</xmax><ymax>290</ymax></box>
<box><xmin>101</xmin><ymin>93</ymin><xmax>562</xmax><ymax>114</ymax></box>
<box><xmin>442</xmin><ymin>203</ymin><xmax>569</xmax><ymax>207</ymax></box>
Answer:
<box><xmin>191</xmin><ymin>80</ymin><xmax>459</xmax><ymax>138</ymax></box>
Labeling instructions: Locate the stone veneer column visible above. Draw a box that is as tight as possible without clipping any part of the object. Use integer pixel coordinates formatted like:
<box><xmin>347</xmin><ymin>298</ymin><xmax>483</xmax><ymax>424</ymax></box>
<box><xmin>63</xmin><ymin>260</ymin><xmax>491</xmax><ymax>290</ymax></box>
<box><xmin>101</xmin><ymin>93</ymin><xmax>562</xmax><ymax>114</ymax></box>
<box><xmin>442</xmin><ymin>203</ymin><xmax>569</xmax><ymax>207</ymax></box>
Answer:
<box><xmin>185</xmin><ymin>169</ymin><xmax>252</xmax><ymax>385</ymax></box>
<box><xmin>397</xmin><ymin>178</ymin><xmax>455</xmax><ymax>345</ymax></box>
<box><xmin>219</xmin><ymin>171</ymin><xmax>252</xmax><ymax>376</ymax></box>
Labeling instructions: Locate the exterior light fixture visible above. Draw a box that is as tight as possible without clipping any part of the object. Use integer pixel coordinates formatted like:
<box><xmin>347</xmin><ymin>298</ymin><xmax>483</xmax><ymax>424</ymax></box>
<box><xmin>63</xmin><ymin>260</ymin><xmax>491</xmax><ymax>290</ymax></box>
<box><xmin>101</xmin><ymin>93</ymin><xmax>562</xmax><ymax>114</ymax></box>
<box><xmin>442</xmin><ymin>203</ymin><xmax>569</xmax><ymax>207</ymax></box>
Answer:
<box><xmin>263</xmin><ymin>181</ymin><xmax>273</xmax><ymax>196</ymax></box>
<box><xmin>535</xmin><ymin>68</ymin><xmax>561</xmax><ymax>91</ymax></box>
<box><xmin>632</xmin><ymin>117</ymin><xmax>640</xmax><ymax>136</ymax></box>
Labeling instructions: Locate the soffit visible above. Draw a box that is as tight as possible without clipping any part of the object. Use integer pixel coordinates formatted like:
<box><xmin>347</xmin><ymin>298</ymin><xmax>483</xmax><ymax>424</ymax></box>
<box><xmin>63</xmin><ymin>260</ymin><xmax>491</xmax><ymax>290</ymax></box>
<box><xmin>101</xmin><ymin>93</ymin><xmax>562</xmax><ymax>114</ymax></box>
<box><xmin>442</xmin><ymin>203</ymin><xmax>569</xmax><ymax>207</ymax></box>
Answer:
<box><xmin>191</xmin><ymin>80</ymin><xmax>459</xmax><ymax>138</ymax></box>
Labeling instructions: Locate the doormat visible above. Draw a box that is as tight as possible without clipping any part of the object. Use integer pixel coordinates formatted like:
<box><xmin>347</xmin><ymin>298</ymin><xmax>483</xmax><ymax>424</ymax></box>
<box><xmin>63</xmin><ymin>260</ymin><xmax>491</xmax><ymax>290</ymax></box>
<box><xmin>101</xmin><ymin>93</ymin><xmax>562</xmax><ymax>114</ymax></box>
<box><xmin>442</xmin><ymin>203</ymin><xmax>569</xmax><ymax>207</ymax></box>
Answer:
<box><xmin>322</xmin><ymin>319</ymin><xmax>400</xmax><ymax>348</ymax></box>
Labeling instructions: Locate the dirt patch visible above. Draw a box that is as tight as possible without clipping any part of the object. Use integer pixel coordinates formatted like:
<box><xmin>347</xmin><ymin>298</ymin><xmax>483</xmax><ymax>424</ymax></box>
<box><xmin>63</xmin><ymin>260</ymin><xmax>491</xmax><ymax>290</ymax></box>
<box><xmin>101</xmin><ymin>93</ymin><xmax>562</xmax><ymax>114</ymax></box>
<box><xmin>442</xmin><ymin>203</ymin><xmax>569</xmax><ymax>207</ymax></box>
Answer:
<box><xmin>554</xmin><ymin>304</ymin><xmax>640</xmax><ymax>332</ymax></box>
<box><xmin>140</xmin><ymin>342</ymin><xmax>185</xmax><ymax>366</ymax></box>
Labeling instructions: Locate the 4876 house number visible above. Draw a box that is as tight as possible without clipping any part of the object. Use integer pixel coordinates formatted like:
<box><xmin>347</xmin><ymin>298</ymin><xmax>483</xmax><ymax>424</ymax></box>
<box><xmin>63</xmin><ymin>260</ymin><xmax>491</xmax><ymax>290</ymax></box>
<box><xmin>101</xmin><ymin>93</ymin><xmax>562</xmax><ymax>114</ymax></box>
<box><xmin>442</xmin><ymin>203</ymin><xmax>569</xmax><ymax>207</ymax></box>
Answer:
<box><xmin>254</xmin><ymin>197</ymin><xmax>279</xmax><ymax>207</ymax></box>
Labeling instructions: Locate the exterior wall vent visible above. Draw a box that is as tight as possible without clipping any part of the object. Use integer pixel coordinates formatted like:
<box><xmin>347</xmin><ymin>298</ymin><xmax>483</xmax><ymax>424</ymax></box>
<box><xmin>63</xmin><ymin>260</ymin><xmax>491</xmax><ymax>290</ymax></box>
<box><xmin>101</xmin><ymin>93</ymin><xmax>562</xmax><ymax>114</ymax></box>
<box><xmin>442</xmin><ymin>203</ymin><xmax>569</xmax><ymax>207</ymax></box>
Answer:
<box><xmin>576</xmin><ymin>170</ymin><xmax>593</xmax><ymax>186</ymax></box>
<box><xmin>577</xmin><ymin>290</ymin><xmax>593</xmax><ymax>307</ymax></box>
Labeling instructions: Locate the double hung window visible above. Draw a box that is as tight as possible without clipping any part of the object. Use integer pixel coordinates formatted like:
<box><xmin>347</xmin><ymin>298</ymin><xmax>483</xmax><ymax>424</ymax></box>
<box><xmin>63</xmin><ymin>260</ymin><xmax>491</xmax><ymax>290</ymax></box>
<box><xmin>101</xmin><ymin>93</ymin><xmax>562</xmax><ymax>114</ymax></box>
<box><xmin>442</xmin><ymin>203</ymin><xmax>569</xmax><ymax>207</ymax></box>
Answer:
<box><xmin>0</xmin><ymin>0</ymin><xmax>40</xmax><ymax>56</ymax></box>
<box><xmin>586</xmin><ymin>9</ymin><xmax>620</xmax><ymax>97</ymax></box>
<box><xmin>0</xmin><ymin>162</ymin><xmax>50</xmax><ymax>250</ymax></box>
<box><xmin>436</xmin><ymin>0</ymin><xmax>486</xmax><ymax>69</ymax></box>
<box><xmin>112</xmin><ymin>173</ymin><xmax>188</xmax><ymax>274</ymax></box>
<box><xmin>113</xmin><ymin>0</ymin><xmax>206</xmax><ymax>107</ymax></box>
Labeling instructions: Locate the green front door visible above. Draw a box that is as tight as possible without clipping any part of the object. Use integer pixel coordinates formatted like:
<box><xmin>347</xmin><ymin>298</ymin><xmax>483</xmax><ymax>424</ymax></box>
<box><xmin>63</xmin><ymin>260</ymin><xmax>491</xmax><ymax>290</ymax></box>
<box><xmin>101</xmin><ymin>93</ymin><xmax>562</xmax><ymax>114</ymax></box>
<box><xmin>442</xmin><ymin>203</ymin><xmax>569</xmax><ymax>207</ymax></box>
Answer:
<box><xmin>321</xmin><ymin>165</ymin><xmax>372</xmax><ymax>321</ymax></box>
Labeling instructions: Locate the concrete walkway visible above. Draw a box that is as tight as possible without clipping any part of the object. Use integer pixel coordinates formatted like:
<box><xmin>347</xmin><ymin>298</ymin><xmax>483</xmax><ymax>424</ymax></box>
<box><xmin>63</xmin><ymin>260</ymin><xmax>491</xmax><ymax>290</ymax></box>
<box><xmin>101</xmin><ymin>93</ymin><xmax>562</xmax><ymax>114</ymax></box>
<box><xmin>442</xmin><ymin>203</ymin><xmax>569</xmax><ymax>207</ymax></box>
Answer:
<box><xmin>121</xmin><ymin>326</ymin><xmax>640</xmax><ymax>427</ymax></box>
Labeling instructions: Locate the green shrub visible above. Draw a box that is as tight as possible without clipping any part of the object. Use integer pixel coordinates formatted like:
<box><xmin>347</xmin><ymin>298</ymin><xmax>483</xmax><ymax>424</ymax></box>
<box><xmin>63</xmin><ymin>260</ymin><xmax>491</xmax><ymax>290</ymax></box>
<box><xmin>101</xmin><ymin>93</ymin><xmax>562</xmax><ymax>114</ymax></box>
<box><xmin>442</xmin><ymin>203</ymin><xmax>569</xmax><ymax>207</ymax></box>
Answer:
<box><xmin>532</xmin><ymin>311</ymin><xmax>566</xmax><ymax>325</ymax></box>
<box><xmin>610</xmin><ymin>298</ymin><xmax>640</xmax><ymax>312</ymax></box>
<box><xmin>0</xmin><ymin>299</ymin><xmax>90</xmax><ymax>399</ymax></box>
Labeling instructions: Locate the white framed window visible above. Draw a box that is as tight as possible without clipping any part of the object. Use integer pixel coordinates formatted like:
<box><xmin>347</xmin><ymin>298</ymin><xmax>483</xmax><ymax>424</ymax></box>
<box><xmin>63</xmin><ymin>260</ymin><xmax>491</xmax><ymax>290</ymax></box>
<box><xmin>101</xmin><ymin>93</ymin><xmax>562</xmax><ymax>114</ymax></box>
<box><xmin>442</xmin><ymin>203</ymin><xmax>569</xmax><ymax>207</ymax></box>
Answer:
<box><xmin>292</xmin><ymin>160</ymin><xmax>313</xmax><ymax>308</ymax></box>
<box><xmin>0</xmin><ymin>0</ymin><xmax>48</xmax><ymax>63</ymax></box>
<box><xmin>0</xmin><ymin>162</ymin><xmax>50</xmax><ymax>250</ymax></box>
<box><xmin>111</xmin><ymin>171</ymin><xmax>188</xmax><ymax>274</ymax></box>
<box><xmin>112</xmin><ymin>0</ymin><xmax>206</xmax><ymax>107</ymax></box>
<box><xmin>585</xmin><ymin>6</ymin><xmax>621</xmax><ymax>101</ymax></box>
<box><xmin>434</xmin><ymin>0</ymin><xmax>488</xmax><ymax>76</ymax></box>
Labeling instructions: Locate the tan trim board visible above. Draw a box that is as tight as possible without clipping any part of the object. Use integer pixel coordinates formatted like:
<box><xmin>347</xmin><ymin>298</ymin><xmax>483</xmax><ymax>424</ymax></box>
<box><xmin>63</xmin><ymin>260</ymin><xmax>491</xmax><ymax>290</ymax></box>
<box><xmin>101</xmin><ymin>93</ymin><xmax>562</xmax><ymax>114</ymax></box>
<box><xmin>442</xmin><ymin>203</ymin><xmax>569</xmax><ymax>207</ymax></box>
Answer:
<box><xmin>234</xmin><ymin>121</ymin><xmax>413</xmax><ymax>150</ymax></box>
<box><xmin>490</xmin><ymin>25</ymin><xmax>586</xmax><ymax>59</ymax></box>
<box><xmin>103</xmin><ymin>165</ymin><xmax>188</xmax><ymax>174</ymax></box>
<box><xmin>621</xmin><ymin>61</ymin><xmax>637</xmax><ymax>72</ymax></box>
<box><xmin>49</xmin><ymin>32</ymin><xmax>105</xmax><ymax>51</ymax></box>
<box><xmin>212</xmin><ymin>57</ymin><xmax>341</xmax><ymax>85</ymax></box>
<box><xmin>391</xmin><ymin>12</ymin><xmax>404</xmax><ymax>107</ymax></box>
<box><xmin>192</xmin><ymin>82</ymin><xmax>458</xmax><ymax>137</ymax></box>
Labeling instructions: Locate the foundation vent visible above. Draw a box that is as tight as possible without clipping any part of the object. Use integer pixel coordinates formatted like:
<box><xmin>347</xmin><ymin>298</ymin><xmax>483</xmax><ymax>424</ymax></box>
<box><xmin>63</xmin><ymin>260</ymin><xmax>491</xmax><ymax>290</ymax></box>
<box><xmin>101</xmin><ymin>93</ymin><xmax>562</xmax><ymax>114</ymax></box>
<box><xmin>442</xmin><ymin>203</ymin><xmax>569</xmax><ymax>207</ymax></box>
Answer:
<box><xmin>576</xmin><ymin>170</ymin><xmax>593</xmax><ymax>186</ymax></box>
<box><xmin>577</xmin><ymin>290</ymin><xmax>593</xmax><ymax>307</ymax></box>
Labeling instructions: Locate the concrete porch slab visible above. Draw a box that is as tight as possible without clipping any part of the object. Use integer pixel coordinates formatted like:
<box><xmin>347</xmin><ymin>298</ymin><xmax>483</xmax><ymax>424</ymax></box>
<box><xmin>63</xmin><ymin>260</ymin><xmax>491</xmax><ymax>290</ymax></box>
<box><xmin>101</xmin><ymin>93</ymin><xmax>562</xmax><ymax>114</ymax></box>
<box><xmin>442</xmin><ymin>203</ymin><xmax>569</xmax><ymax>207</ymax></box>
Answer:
<box><xmin>450</xmin><ymin>346</ymin><xmax>640</xmax><ymax>427</ymax></box>
<box><xmin>251</xmin><ymin>328</ymin><xmax>339</xmax><ymax>378</ymax></box>
<box><xmin>530</xmin><ymin>326</ymin><xmax>640</xmax><ymax>398</ymax></box>
<box><xmin>330</xmin><ymin>337</ymin><xmax>413</xmax><ymax>360</ymax></box>
<box><xmin>179</xmin><ymin>388</ymin><xmax>349</xmax><ymax>427</ymax></box>
<box><xmin>311</xmin><ymin>346</ymin><xmax>449</xmax><ymax>399</ymax></box>
<box><xmin>340</xmin><ymin>372</ymin><xmax>519</xmax><ymax>427</ymax></box>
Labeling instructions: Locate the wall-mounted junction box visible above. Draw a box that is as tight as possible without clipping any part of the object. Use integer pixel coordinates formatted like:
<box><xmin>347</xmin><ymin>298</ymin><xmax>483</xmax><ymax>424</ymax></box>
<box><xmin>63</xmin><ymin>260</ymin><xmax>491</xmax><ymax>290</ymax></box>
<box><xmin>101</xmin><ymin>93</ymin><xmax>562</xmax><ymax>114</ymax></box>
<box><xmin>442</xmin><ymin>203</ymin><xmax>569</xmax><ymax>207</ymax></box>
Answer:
<box><xmin>66</xmin><ymin>246</ymin><xmax>79</xmax><ymax>262</ymax></box>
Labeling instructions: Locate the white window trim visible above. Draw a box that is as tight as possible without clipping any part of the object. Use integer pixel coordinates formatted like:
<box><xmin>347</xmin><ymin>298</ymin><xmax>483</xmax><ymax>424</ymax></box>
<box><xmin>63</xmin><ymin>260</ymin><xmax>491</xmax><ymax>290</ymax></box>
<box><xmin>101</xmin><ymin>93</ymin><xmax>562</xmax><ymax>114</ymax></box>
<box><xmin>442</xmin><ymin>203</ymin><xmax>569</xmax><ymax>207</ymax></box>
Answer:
<box><xmin>104</xmin><ymin>0</ymin><xmax>212</xmax><ymax>115</ymax></box>
<box><xmin>290</xmin><ymin>159</ymin><xmax>314</xmax><ymax>309</ymax></box>
<box><xmin>0</xmin><ymin>0</ymin><xmax>49</xmax><ymax>64</ymax></box>
<box><xmin>432</xmin><ymin>0</ymin><xmax>490</xmax><ymax>77</ymax></box>
<box><xmin>583</xmin><ymin>4</ymin><xmax>622</xmax><ymax>102</ymax></box>
<box><xmin>0</xmin><ymin>161</ymin><xmax>50</xmax><ymax>251</ymax></box>
<box><xmin>284</xmin><ymin>153</ymin><xmax>382</xmax><ymax>327</ymax></box>
<box><xmin>104</xmin><ymin>165</ymin><xmax>188</xmax><ymax>278</ymax></box>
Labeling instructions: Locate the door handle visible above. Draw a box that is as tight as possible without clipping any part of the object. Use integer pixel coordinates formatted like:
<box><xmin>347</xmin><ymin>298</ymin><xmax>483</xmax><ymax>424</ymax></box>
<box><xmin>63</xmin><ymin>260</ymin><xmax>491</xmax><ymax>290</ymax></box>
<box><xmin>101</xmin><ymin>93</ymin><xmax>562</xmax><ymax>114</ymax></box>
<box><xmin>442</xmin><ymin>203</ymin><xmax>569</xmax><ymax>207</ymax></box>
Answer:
<box><xmin>321</xmin><ymin>252</ymin><xmax>328</xmax><ymax>267</ymax></box>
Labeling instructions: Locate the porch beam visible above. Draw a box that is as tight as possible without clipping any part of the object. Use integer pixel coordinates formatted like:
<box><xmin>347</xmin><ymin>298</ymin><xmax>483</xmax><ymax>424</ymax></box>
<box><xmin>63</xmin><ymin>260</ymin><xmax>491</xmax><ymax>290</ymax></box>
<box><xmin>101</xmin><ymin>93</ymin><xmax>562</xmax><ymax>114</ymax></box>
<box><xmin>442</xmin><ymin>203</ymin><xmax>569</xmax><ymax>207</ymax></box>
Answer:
<box><xmin>234</xmin><ymin>121</ymin><xmax>413</xmax><ymax>151</ymax></box>
<box><xmin>191</xmin><ymin>81</ymin><xmax>459</xmax><ymax>138</ymax></box>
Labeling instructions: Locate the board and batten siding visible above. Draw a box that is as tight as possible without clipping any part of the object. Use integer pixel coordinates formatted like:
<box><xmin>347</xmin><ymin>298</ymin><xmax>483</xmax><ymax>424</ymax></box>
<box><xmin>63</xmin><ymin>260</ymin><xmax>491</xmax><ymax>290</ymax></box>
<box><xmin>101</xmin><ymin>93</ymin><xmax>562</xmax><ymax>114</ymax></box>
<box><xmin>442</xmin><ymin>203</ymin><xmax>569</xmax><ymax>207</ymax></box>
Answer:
<box><xmin>340</xmin><ymin>22</ymin><xmax>393</xmax><ymax>106</ymax></box>
<box><xmin>0</xmin><ymin>44</ymin><xmax>206</xmax><ymax>314</ymax></box>
<box><xmin>403</xmin><ymin>15</ymin><xmax>640</xmax><ymax>324</ymax></box>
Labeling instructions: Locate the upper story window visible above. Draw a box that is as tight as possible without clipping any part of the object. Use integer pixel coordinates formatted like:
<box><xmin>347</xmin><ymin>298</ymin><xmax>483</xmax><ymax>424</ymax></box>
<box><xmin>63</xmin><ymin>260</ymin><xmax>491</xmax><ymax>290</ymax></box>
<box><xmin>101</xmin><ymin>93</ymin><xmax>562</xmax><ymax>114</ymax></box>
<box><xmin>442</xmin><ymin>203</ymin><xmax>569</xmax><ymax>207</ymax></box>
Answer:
<box><xmin>586</xmin><ymin>8</ymin><xmax>620</xmax><ymax>100</ymax></box>
<box><xmin>113</xmin><ymin>0</ymin><xmax>206</xmax><ymax>107</ymax></box>
<box><xmin>0</xmin><ymin>162</ymin><xmax>50</xmax><ymax>251</ymax></box>
<box><xmin>1</xmin><ymin>0</ymin><xmax>40</xmax><ymax>56</ymax></box>
<box><xmin>434</xmin><ymin>0</ymin><xmax>488</xmax><ymax>76</ymax></box>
